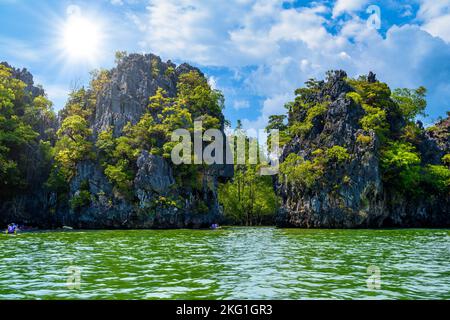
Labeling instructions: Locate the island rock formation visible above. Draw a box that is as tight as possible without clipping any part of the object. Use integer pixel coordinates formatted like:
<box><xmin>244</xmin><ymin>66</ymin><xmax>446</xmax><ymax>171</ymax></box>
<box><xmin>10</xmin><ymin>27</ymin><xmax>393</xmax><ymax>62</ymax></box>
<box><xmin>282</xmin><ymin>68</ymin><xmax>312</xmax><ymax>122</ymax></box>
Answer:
<box><xmin>276</xmin><ymin>71</ymin><xmax>450</xmax><ymax>228</ymax></box>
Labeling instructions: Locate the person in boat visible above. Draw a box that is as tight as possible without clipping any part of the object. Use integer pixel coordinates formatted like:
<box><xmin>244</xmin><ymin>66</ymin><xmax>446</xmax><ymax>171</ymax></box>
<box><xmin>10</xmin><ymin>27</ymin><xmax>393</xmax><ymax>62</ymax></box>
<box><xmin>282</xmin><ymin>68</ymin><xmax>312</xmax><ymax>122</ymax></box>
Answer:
<box><xmin>211</xmin><ymin>223</ymin><xmax>219</xmax><ymax>229</ymax></box>
<box><xmin>6</xmin><ymin>223</ymin><xmax>18</xmax><ymax>234</ymax></box>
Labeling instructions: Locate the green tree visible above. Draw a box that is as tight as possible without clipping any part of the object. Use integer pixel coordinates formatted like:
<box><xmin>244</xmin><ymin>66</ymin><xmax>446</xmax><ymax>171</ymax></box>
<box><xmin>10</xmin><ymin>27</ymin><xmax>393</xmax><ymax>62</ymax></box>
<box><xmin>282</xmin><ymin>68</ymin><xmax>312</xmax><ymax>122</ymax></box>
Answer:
<box><xmin>53</xmin><ymin>115</ymin><xmax>94</xmax><ymax>181</ymax></box>
<box><xmin>381</xmin><ymin>141</ymin><xmax>421</xmax><ymax>191</ymax></box>
<box><xmin>392</xmin><ymin>86</ymin><xmax>427</xmax><ymax>122</ymax></box>
<box><xmin>219</xmin><ymin>128</ymin><xmax>279</xmax><ymax>225</ymax></box>
<box><xmin>94</xmin><ymin>70</ymin><xmax>225</xmax><ymax>202</ymax></box>
<box><xmin>177</xmin><ymin>71</ymin><xmax>224</xmax><ymax>118</ymax></box>
<box><xmin>279</xmin><ymin>146</ymin><xmax>350</xmax><ymax>190</ymax></box>
<box><xmin>422</xmin><ymin>165</ymin><xmax>450</xmax><ymax>194</ymax></box>
<box><xmin>114</xmin><ymin>51</ymin><xmax>127</xmax><ymax>64</ymax></box>
<box><xmin>0</xmin><ymin>64</ymin><xmax>55</xmax><ymax>197</ymax></box>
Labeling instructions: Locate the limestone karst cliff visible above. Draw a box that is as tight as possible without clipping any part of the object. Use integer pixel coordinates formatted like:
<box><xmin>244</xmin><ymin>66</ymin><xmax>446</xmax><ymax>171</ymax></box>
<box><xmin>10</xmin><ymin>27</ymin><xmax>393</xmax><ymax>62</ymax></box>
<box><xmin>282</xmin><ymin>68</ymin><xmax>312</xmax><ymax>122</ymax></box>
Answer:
<box><xmin>275</xmin><ymin>71</ymin><xmax>450</xmax><ymax>228</ymax></box>
<box><xmin>0</xmin><ymin>62</ymin><xmax>57</xmax><ymax>227</ymax></box>
<box><xmin>1</xmin><ymin>54</ymin><xmax>233</xmax><ymax>228</ymax></box>
<box><xmin>1</xmin><ymin>59</ymin><xmax>448</xmax><ymax>229</ymax></box>
<box><xmin>55</xmin><ymin>54</ymin><xmax>233</xmax><ymax>228</ymax></box>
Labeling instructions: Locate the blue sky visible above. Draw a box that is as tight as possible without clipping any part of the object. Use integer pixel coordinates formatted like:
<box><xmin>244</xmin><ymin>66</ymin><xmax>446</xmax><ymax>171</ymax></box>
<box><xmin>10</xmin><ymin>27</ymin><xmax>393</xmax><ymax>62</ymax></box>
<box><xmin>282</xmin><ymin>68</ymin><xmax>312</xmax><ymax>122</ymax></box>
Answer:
<box><xmin>1</xmin><ymin>0</ymin><xmax>450</xmax><ymax>131</ymax></box>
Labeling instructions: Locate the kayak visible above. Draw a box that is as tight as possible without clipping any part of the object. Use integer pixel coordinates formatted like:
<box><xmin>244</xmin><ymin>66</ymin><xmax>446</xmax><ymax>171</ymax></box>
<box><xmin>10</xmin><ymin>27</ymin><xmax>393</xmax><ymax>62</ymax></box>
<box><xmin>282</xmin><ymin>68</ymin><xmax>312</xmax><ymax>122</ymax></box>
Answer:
<box><xmin>4</xmin><ymin>227</ymin><xmax>18</xmax><ymax>235</ymax></box>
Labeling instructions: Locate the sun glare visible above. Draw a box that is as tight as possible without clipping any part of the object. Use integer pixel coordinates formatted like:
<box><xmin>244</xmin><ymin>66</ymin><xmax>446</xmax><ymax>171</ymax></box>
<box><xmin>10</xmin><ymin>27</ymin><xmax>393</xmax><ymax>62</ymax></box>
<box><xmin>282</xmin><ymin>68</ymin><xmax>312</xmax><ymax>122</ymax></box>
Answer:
<box><xmin>59</xmin><ymin>6</ymin><xmax>104</xmax><ymax>65</ymax></box>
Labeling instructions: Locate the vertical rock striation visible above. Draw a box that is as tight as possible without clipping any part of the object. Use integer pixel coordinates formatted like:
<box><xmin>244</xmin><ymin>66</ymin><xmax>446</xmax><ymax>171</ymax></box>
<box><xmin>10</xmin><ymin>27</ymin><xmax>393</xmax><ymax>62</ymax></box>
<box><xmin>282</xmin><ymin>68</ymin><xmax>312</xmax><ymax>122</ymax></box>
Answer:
<box><xmin>58</xmin><ymin>54</ymin><xmax>233</xmax><ymax>228</ymax></box>
<box><xmin>276</xmin><ymin>71</ymin><xmax>450</xmax><ymax>228</ymax></box>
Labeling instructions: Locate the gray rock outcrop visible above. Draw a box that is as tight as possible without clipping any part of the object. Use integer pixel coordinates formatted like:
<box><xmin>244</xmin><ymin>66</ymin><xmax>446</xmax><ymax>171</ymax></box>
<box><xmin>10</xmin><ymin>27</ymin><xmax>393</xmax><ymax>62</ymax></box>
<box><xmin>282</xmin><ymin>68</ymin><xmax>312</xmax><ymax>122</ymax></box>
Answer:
<box><xmin>276</xmin><ymin>71</ymin><xmax>450</xmax><ymax>228</ymax></box>
<box><xmin>57</xmin><ymin>53</ymin><xmax>232</xmax><ymax>228</ymax></box>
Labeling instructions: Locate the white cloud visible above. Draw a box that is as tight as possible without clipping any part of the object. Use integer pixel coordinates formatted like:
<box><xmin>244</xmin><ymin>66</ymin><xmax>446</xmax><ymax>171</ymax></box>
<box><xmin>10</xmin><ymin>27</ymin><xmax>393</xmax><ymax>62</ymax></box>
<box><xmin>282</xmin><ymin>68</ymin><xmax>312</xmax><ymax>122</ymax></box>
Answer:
<box><xmin>207</xmin><ymin>76</ymin><xmax>218</xmax><ymax>90</ymax></box>
<box><xmin>111</xmin><ymin>0</ymin><xmax>124</xmax><ymax>5</ymax></box>
<box><xmin>421</xmin><ymin>14</ymin><xmax>450</xmax><ymax>43</ymax></box>
<box><xmin>138</xmin><ymin>0</ymin><xmax>247</xmax><ymax>65</ymax></box>
<box><xmin>417</xmin><ymin>0</ymin><xmax>450</xmax><ymax>20</ymax></box>
<box><xmin>332</xmin><ymin>0</ymin><xmax>369</xmax><ymax>18</ymax></box>
<box><xmin>262</xmin><ymin>93</ymin><xmax>292</xmax><ymax>116</ymax></box>
<box><xmin>233</xmin><ymin>100</ymin><xmax>250</xmax><ymax>110</ymax></box>
<box><xmin>239</xmin><ymin>14</ymin><xmax>450</xmax><ymax>130</ymax></box>
<box><xmin>417</xmin><ymin>0</ymin><xmax>450</xmax><ymax>42</ymax></box>
<box><xmin>45</xmin><ymin>84</ymin><xmax>70</xmax><ymax>100</ymax></box>
<box><xmin>32</xmin><ymin>78</ymin><xmax>70</xmax><ymax>111</ymax></box>
<box><xmin>268</xmin><ymin>6</ymin><xmax>330</xmax><ymax>49</ymax></box>
<box><xmin>401</xmin><ymin>4</ymin><xmax>414</xmax><ymax>18</ymax></box>
<box><xmin>242</xmin><ymin>93</ymin><xmax>292</xmax><ymax>132</ymax></box>
<box><xmin>339</xmin><ymin>51</ymin><xmax>351</xmax><ymax>60</ymax></box>
<box><xmin>127</xmin><ymin>12</ymin><xmax>147</xmax><ymax>32</ymax></box>
<box><xmin>123</xmin><ymin>0</ymin><xmax>450</xmax><ymax>132</ymax></box>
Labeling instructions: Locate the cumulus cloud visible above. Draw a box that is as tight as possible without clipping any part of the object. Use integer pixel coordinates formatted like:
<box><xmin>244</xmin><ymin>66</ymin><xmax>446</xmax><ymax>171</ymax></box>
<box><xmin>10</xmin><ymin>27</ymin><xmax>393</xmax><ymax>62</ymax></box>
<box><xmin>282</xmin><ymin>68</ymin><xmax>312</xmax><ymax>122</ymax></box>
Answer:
<box><xmin>418</xmin><ymin>0</ymin><xmax>450</xmax><ymax>43</ymax></box>
<box><xmin>332</xmin><ymin>0</ymin><xmax>370</xmax><ymax>18</ymax></box>
<box><xmin>422</xmin><ymin>15</ymin><xmax>450</xmax><ymax>43</ymax></box>
<box><xmin>233</xmin><ymin>100</ymin><xmax>250</xmax><ymax>110</ymax></box>
<box><xmin>242</xmin><ymin>93</ymin><xmax>292</xmax><ymax>134</ymax></box>
<box><xmin>245</xmin><ymin>24</ymin><xmax>450</xmax><ymax>129</ymax></box>
<box><xmin>417</xmin><ymin>0</ymin><xmax>450</xmax><ymax>20</ymax></box>
<box><xmin>128</xmin><ymin>0</ymin><xmax>450</xmax><ymax>131</ymax></box>
<box><xmin>138</xmin><ymin>0</ymin><xmax>249</xmax><ymax>65</ymax></box>
<box><xmin>207</xmin><ymin>76</ymin><xmax>218</xmax><ymax>90</ymax></box>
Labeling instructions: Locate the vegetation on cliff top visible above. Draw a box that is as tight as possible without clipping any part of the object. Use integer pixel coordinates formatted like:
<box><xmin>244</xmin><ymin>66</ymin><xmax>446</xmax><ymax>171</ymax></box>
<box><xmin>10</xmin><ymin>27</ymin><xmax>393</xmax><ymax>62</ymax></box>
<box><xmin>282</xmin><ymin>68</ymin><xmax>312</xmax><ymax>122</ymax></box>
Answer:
<box><xmin>274</xmin><ymin>72</ymin><xmax>449</xmax><ymax>198</ymax></box>
<box><xmin>0</xmin><ymin>64</ymin><xmax>55</xmax><ymax>199</ymax></box>
<box><xmin>49</xmin><ymin>63</ymin><xmax>225</xmax><ymax>213</ymax></box>
<box><xmin>1</xmin><ymin>58</ymin><xmax>449</xmax><ymax>226</ymax></box>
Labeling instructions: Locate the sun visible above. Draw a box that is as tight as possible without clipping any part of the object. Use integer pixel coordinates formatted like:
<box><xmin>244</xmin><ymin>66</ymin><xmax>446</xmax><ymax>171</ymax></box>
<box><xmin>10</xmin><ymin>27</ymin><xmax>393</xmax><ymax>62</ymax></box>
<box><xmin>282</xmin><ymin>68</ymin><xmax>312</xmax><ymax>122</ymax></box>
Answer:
<box><xmin>59</xmin><ymin>6</ymin><xmax>104</xmax><ymax>64</ymax></box>
<box><xmin>63</xmin><ymin>15</ymin><xmax>100</xmax><ymax>60</ymax></box>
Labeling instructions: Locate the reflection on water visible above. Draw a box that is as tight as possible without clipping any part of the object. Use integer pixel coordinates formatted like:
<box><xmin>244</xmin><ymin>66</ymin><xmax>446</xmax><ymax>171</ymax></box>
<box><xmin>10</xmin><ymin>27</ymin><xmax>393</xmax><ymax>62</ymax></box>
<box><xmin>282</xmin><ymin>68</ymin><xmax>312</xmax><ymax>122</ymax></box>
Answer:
<box><xmin>0</xmin><ymin>227</ymin><xmax>449</xmax><ymax>299</ymax></box>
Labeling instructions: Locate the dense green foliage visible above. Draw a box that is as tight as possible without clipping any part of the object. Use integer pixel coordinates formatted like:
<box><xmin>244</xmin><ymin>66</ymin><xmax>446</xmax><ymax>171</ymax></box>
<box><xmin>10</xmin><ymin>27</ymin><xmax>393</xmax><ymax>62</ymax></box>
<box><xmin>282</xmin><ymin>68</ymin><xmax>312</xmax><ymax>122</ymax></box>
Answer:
<box><xmin>219</xmin><ymin>126</ymin><xmax>279</xmax><ymax>225</ymax></box>
<box><xmin>47</xmin><ymin>68</ymin><xmax>226</xmax><ymax>212</ymax></box>
<box><xmin>381</xmin><ymin>141</ymin><xmax>422</xmax><ymax>191</ymax></box>
<box><xmin>95</xmin><ymin>71</ymin><xmax>224</xmax><ymax>201</ymax></box>
<box><xmin>353</xmin><ymin>81</ymin><xmax>450</xmax><ymax>196</ymax></box>
<box><xmin>345</xmin><ymin>76</ymin><xmax>449</xmax><ymax>196</ymax></box>
<box><xmin>3</xmin><ymin>60</ymin><xmax>448</xmax><ymax>225</ymax></box>
<box><xmin>275</xmin><ymin>72</ymin><xmax>449</xmax><ymax>198</ymax></box>
<box><xmin>283</xmin><ymin>79</ymin><xmax>331</xmax><ymax>139</ymax></box>
<box><xmin>265</xmin><ymin>114</ymin><xmax>289</xmax><ymax>151</ymax></box>
<box><xmin>279</xmin><ymin>146</ymin><xmax>350</xmax><ymax>190</ymax></box>
<box><xmin>290</xmin><ymin>101</ymin><xmax>329</xmax><ymax>137</ymax></box>
<box><xmin>47</xmin><ymin>72</ymin><xmax>106</xmax><ymax>203</ymax></box>
<box><xmin>346</xmin><ymin>77</ymin><xmax>397</xmax><ymax>139</ymax></box>
<box><xmin>96</xmin><ymin>128</ymin><xmax>137</xmax><ymax>198</ymax></box>
<box><xmin>0</xmin><ymin>64</ymin><xmax>55</xmax><ymax>198</ymax></box>
<box><xmin>56</xmin><ymin>71</ymin><xmax>209</xmax><ymax>218</ymax></box>
<box><xmin>55</xmin><ymin>115</ymin><xmax>94</xmax><ymax>180</ymax></box>
<box><xmin>219</xmin><ymin>164</ymin><xmax>278</xmax><ymax>225</ymax></box>
<box><xmin>392</xmin><ymin>87</ymin><xmax>427</xmax><ymax>122</ymax></box>
<box><xmin>381</xmin><ymin>141</ymin><xmax>450</xmax><ymax>194</ymax></box>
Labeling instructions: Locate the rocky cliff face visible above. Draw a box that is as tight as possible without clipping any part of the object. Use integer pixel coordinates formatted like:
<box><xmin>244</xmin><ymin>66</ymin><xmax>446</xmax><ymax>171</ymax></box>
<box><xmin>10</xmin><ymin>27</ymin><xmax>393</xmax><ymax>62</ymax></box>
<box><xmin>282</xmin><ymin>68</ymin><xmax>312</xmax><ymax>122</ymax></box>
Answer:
<box><xmin>276</xmin><ymin>71</ymin><xmax>450</xmax><ymax>228</ymax></box>
<box><xmin>93</xmin><ymin>54</ymin><xmax>196</xmax><ymax>136</ymax></box>
<box><xmin>1</xmin><ymin>62</ymin><xmax>45</xmax><ymax>100</ymax></box>
<box><xmin>0</xmin><ymin>62</ymin><xmax>57</xmax><ymax>227</ymax></box>
<box><xmin>3</xmin><ymin>60</ymin><xmax>448</xmax><ymax>229</ymax></box>
<box><xmin>55</xmin><ymin>54</ymin><xmax>232</xmax><ymax>229</ymax></box>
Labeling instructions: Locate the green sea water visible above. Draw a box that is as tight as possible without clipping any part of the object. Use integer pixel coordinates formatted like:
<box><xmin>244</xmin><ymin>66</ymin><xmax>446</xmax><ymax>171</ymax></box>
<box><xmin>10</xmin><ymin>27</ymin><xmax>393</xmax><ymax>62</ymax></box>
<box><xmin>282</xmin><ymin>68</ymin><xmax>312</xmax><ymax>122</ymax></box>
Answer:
<box><xmin>0</xmin><ymin>227</ymin><xmax>449</xmax><ymax>299</ymax></box>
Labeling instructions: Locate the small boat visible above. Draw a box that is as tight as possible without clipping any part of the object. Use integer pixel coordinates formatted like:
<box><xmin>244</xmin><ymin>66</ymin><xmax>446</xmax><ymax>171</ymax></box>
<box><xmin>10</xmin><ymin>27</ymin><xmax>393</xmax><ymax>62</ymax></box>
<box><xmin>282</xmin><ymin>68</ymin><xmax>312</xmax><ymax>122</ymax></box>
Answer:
<box><xmin>4</xmin><ymin>224</ymin><xmax>18</xmax><ymax>235</ymax></box>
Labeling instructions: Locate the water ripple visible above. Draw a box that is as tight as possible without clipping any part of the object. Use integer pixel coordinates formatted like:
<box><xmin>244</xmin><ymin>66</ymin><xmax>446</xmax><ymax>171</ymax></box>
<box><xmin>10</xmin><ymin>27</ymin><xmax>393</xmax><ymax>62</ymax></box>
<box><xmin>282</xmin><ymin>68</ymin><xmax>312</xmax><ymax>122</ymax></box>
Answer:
<box><xmin>0</xmin><ymin>227</ymin><xmax>449</xmax><ymax>299</ymax></box>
